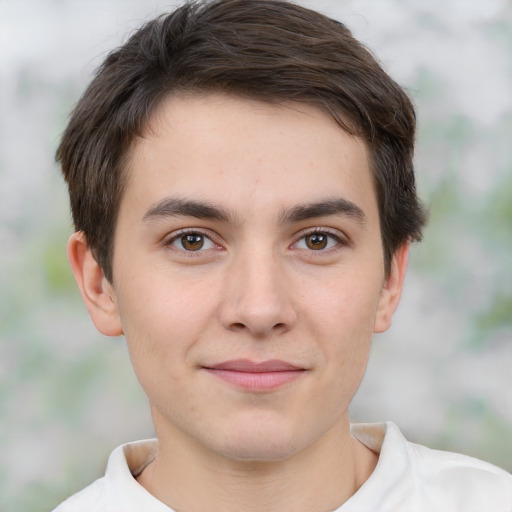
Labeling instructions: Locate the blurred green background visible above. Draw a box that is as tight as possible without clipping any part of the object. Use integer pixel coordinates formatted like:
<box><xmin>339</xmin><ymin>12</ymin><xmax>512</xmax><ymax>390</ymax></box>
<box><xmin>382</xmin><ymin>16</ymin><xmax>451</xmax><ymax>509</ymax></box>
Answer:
<box><xmin>0</xmin><ymin>0</ymin><xmax>511</xmax><ymax>510</ymax></box>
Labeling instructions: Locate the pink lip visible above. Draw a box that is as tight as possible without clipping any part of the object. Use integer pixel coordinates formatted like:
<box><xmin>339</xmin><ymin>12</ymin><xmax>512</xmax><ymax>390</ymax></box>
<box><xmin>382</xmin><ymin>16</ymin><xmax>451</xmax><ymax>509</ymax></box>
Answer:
<box><xmin>204</xmin><ymin>359</ymin><xmax>306</xmax><ymax>391</ymax></box>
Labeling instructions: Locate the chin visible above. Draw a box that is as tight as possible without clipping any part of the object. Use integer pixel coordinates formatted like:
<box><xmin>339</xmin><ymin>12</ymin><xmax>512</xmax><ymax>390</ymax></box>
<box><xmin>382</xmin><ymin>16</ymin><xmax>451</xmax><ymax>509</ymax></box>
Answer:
<box><xmin>211</xmin><ymin>419</ymin><xmax>305</xmax><ymax>462</ymax></box>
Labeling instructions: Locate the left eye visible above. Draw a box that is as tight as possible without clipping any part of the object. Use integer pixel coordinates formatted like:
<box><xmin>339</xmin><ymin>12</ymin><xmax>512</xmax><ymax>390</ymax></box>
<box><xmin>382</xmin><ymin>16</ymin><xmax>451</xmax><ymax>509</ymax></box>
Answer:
<box><xmin>295</xmin><ymin>232</ymin><xmax>340</xmax><ymax>251</ymax></box>
<box><xmin>169</xmin><ymin>232</ymin><xmax>217</xmax><ymax>252</ymax></box>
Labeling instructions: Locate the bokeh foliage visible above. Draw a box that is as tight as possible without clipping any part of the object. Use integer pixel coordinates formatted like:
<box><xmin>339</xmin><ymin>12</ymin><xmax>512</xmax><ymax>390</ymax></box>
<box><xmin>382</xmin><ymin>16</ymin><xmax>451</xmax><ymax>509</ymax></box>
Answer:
<box><xmin>0</xmin><ymin>0</ymin><xmax>510</xmax><ymax>510</ymax></box>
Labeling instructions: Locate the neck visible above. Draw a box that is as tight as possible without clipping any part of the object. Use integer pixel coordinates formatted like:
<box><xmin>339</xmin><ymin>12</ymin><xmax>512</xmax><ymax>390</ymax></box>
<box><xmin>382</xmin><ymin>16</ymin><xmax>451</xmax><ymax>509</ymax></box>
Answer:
<box><xmin>137</xmin><ymin>412</ymin><xmax>378</xmax><ymax>512</ymax></box>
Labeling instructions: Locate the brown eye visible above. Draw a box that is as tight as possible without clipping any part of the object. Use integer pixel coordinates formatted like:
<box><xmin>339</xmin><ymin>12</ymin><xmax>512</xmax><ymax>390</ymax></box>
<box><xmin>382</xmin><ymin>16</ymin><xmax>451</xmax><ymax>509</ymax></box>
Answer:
<box><xmin>181</xmin><ymin>234</ymin><xmax>205</xmax><ymax>251</ymax></box>
<box><xmin>305</xmin><ymin>233</ymin><xmax>328</xmax><ymax>250</ymax></box>
<box><xmin>168</xmin><ymin>231</ymin><xmax>217</xmax><ymax>253</ymax></box>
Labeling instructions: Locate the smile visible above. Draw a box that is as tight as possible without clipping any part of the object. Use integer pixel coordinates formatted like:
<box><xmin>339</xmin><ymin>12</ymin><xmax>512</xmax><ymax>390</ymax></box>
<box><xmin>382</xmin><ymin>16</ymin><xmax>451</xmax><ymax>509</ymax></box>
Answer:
<box><xmin>203</xmin><ymin>359</ymin><xmax>307</xmax><ymax>391</ymax></box>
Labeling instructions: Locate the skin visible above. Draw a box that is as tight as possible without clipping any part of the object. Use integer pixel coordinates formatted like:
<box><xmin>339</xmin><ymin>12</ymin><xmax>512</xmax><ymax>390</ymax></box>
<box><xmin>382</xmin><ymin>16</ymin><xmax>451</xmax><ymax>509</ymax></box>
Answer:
<box><xmin>68</xmin><ymin>93</ymin><xmax>409</xmax><ymax>512</ymax></box>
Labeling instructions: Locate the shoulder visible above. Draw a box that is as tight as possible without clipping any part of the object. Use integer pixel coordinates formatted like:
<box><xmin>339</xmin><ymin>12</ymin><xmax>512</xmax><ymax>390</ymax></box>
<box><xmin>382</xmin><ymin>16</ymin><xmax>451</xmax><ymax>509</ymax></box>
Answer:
<box><xmin>406</xmin><ymin>436</ymin><xmax>512</xmax><ymax>510</ymax></box>
<box><xmin>51</xmin><ymin>477</ymin><xmax>107</xmax><ymax>512</ymax></box>
<box><xmin>349</xmin><ymin>422</ymin><xmax>512</xmax><ymax>512</ymax></box>
<box><xmin>50</xmin><ymin>439</ymin><xmax>168</xmax><ymax>512</ymax></box>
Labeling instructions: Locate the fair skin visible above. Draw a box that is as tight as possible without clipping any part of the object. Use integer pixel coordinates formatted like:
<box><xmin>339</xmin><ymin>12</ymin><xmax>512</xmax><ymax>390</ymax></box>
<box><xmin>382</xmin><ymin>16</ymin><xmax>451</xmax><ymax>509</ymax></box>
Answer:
<box><xmin>68</xmin><ymin>93</ymin><xmax>409</xmax><ymax>512</ymax></box>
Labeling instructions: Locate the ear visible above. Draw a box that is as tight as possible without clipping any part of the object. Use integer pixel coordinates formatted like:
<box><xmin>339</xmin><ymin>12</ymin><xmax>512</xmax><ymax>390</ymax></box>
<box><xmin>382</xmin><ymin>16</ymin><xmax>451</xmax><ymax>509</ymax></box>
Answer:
<box><xmin>374</xmin><ymin>242</ymin><xmax>410</xmax><ymax>333</ymax></box>
<box><xmin>67</xmin><ymin>231</ymin><xmax>123</xmax><ymax>337</ymax></box>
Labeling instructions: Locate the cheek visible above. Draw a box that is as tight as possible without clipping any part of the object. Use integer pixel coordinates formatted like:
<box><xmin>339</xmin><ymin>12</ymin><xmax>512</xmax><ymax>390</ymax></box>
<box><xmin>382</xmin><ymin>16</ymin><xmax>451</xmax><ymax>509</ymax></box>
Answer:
<box><xmin>117</xmin><ymin>265</ymin><xmax>218</xmax><ymax>330</ymax></box>
<box><xmin>114</xmin><ymin>272</ymin><xmax>219</xmax><ymax>384</ymax></box>
<box><xmin>299</xmin><ymin>268</ymin><xmax>383</xmax><ymax>330</ymax></box>
<box><xmin>298</xmin><ymin>269</ymin><xmax>382</xmax><ymax>372</ymax></box>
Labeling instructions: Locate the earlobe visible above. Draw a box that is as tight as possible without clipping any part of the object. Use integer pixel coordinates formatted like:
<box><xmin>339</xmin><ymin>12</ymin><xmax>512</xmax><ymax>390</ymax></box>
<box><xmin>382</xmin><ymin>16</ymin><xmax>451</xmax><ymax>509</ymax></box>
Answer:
<box><xmin>67</xmin><ymin>232</ymin><xmax>123</xmax><ymax>337</ymax></box>
<box><xmin>374</xmin><ymin>242</ymin><xmax>410</xmax><ymax>334</ymax></box>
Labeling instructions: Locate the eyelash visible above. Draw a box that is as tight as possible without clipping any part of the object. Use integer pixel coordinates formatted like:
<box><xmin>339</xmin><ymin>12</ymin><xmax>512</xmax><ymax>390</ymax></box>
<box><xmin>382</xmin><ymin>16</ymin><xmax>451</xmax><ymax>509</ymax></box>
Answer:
<box><xmin>164</xmin><ymin>229</ymin><xmax>221</xmax><ymax>254</ymax></box>
<box><xmin>292</xmin><ymin>228</ymin><xmax>346</xmax><ymax>252</ymax></box>
<box><xmin>164</xmin><ymin>227</ymin><xmax>346</xmax><ymax>255</ymax></box>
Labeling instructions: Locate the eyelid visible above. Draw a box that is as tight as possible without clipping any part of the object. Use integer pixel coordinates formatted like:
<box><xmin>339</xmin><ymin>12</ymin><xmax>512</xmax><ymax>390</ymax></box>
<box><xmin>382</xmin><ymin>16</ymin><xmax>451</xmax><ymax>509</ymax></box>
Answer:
<box><xmin>162</xmin><ymin>226</ymin><xmax>348</xmax><ymax>252</ymax></box>
<box><xmin>291</xmin><ymin>226</ymin><xmax>349</xmax><ymax>251</ymax></box>
<box><xmin>164</xmin><ymin>228</ymin><xmax>223</xmax><ymax>251</ymax></box>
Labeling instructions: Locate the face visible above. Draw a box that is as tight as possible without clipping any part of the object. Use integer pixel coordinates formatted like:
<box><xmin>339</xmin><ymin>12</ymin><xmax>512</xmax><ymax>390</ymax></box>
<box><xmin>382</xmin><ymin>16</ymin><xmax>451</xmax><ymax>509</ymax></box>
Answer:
<box><xmin>76</xmin><ymin>93</ymin><xmax>407</xmax><ymax>463</ymax></box>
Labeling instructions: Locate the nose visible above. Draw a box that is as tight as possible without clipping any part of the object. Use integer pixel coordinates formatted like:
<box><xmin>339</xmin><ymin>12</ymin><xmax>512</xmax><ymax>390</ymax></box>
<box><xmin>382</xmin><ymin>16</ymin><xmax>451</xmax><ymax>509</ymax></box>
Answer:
<box><xmin>219</xmin><ymin>248</ymin><xmax>297</xmax><ymax>337</ymax></box>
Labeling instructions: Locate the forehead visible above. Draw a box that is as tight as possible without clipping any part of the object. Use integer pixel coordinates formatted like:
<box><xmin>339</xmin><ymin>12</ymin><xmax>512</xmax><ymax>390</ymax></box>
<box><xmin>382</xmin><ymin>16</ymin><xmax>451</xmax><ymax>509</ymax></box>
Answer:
<box><xmin>122</xmin><ymin>93</ymin><xmax>377</xmax><ymax>222</ymax></box>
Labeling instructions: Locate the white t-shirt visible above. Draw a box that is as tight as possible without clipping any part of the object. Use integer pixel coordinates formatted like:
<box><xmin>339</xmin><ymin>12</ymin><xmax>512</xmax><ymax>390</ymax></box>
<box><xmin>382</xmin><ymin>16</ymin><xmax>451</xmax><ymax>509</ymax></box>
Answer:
<box><xmin>52</xmin><ymin>422</ymin><xmax>512</xmax><ymax>512</ymax></box>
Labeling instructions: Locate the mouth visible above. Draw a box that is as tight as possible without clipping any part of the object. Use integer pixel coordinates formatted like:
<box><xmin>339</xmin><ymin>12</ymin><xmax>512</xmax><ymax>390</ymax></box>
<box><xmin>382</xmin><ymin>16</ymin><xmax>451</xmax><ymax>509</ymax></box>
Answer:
<box><xmin>203</xmin><ymin>359</ymin><xmax>307</xmax><ymax>391</ymax></box>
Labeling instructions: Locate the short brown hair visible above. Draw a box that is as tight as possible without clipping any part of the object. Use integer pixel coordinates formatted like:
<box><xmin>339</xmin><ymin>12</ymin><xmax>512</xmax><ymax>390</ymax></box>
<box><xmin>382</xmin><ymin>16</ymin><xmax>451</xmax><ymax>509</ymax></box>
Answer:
<box><xmin>57</xmin><ymin>0</ymin><xmax>427</xmax><ymax>282</ymax></box>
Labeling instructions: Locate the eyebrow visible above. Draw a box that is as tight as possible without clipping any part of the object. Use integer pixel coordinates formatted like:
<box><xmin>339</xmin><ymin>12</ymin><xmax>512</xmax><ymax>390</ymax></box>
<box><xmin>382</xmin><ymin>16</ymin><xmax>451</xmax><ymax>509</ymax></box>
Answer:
<box><xmin>143</xmin><ymin>197</ymin><xmax>235</xmax><ymax>223</ymax></box>
<box><xmin>142</xmin><ymin>196</ymin><xmax>366</xmax><ymax>225</ymax></box>
<box><xmin>279</xmin><ymin>198</ymin><xmax>366</xmax><ymax>224</ymax></box>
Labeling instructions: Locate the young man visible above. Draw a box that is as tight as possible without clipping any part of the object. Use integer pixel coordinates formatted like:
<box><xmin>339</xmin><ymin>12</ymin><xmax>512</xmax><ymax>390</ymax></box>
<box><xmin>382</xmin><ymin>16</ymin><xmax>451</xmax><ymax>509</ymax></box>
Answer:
<box><xmin>53</xmin><ymin>0</ymin><xmax>512</xmax><ymax>510</ymax></box>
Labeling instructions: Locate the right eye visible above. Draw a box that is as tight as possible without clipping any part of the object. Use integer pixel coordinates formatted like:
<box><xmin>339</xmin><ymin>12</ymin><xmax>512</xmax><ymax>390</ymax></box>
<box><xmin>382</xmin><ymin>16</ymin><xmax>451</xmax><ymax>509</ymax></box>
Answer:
<box><xmin>167</xmin><ymin>231</ymin><xmax>218</xmax><ymax>252</ymax></box>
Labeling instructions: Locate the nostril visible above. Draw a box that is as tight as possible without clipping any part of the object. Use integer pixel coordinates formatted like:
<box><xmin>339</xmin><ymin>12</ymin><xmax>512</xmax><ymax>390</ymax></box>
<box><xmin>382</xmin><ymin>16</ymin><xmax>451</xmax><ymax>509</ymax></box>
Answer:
<box><xmin>227</xmin><ymin>322</ymin><xmax>287</xmax><ymax>333</ymax></box>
